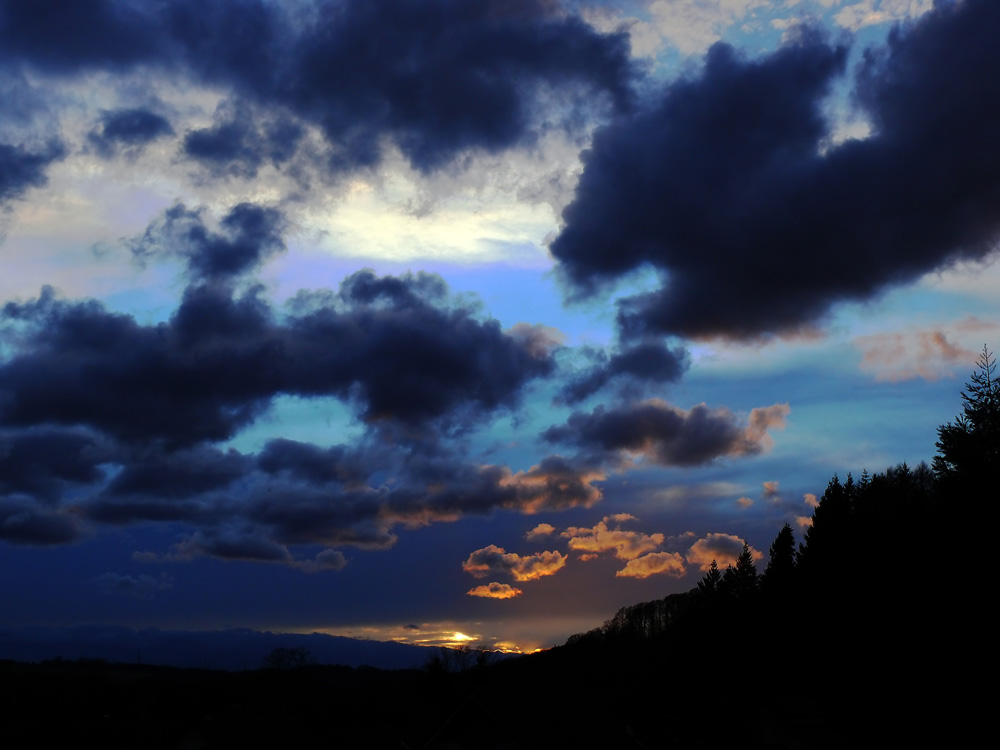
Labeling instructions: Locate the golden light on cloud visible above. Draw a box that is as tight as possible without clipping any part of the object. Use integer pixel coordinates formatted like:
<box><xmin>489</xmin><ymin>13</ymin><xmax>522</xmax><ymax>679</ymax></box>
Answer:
<box><xmin>525</xmin><ymin>522</ymin><xmax>556</xmax><ymax>540</ymax></box>
<box><xmin>562</xmin><ymin>517</ymin><xmax>664</xmax><ymax>560</ymax></box>
<box><xmin>467</xmin><ymin>582</ymin><xmax>523</xmax><ymax>599</ymax></box>
<box><xmin>463</xmin><ymin>544</ymin><xmax>568</xmax><ymax>582</ymax></box>
<box><xmin>615</xmin><ymin>551</ymin><xmax>686</xmax><ymax>579</ymax></box>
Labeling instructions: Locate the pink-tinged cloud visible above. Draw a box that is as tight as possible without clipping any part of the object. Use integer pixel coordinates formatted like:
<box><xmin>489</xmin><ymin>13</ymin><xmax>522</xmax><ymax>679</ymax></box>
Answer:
<box><xmin>736</xmin><ymin>496</ymin><xmax>753</xmax><ymax>509</ymax></box>
<box><xmin>562</xmin><ymin>516</ymin><xmax>664</xmax><ymax>560</ymax></box>
<box><xmin>615</xmin><ymin>551</ymin><xmax>686</xmax><ymax>579</ymax></box>
<box><xmin>506</xmin><ymin>323</ymin><xmax>566</xmax><ymax>358</ymax></box>
<box><xmin>795</xmin><ymin>515</ymin><xmax>813</xmax><ymax>530</ymax></box>
<box><xmin>762</xmin><ymin>481</ymin><xmax>780</xmax><ymax>500</ymax></box>
<box><xmin>466</xmin><ymin>582</ymin><xmax>523</xmax><ymax>599</ymax></box>
<box><xmin>462</xmin><ymin>544</ymin><xmax>567</xmax><ymax>582</ymax></box>
<box><xmin>543</xmin><ymin>399</ymin><xmax>790</xmax><ymax>467</ymax></box>
<box><xmin>804</xmin><ymin>493</ymin><xmax>819</xmax><ymax>508</ymax></box>
<box><xmin>525</xmin><ymin>523</ymin><xmax>556</xmax><ymax>540</ymax></box>
<box><xmin>854</xmin><ymin>326</ymin><xmax>990</xmax><ymax>382</ymax></box>
<box><xmin>685</xmin><ymin>533</ymin><xmax>762</xmax><ymax>572</ymax></box>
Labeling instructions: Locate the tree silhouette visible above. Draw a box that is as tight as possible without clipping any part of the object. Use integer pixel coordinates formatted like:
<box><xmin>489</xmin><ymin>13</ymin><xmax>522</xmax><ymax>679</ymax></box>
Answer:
<box><xmin>762</xmin><ymin>523</ymin><xmax>795</xmax><ymax>592</ymax></box>
<box><xmin>261</xmin><ymin>646</ymin><xmax>316</xmax><ymax>670</ymax></box>
<box><xmin>721</xmin><ymin>542</ymin><xmax>758</xmax><ymax>600</ymax></box>
<box><xmin>697</xmin><ymin>559</ymin><xmax>722</xmax><ymax>595</ymax></box>
<box><xmin>934</xmin><ymin>345</ymin><xmax>999</xmax><ymax>489</ymax></box>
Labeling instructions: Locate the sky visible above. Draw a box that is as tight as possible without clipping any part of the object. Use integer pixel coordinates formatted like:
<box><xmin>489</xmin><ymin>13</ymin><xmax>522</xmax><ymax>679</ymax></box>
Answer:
<box><xmin>1</xmin><ymin>0</ymin><xmax>998</xmax><ymax>654</ymax></box>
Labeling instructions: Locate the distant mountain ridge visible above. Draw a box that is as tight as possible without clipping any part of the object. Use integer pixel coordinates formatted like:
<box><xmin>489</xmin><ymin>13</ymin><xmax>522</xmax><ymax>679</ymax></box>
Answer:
<box><xmin>0</xmin><ymin>624</ymin><xmax>442</xmax><ymax>671</ymax></box>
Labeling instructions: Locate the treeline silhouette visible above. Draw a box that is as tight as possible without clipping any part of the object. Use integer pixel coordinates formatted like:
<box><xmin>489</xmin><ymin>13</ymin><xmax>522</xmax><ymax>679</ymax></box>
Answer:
<box><xmin>4</xmin><ymin>349</ymin><xmax>994</xmax><ymax>748</ymax></box>
<box><xmin>535</xmin><ymin>345</ymin><xmax>997</xmax><ymax>747</ymax></box>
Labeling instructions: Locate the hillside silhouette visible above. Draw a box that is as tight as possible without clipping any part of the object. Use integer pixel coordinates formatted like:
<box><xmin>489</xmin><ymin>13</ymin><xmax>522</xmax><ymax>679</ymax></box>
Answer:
<box><xmin>3</xmin><ymin>348</ymin><xmax>994</xmax><ymax>748</ymax></box>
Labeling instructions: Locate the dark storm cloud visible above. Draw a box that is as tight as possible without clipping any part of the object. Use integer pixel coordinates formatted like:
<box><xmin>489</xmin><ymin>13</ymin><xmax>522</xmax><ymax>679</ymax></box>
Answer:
<box><xmin>128</xmin><ymin>202</ymin><xmax>287</xmax><ymax>281</ymax></box>
<box><xmin>181</xmin><ymin>102</ymin><xmax>303</xmax><ymax>179</ymax></box>
<box><xmin>0</xmin><ymin>263</ymin><xmax>554</xmax><ymax>445</ymax></box>
<box><xmin>558</xmin><ymin>339</ymin><xmax>690</xmax><ymax>404</ymax></box>
<box><xmin>543</xmin><ymin>400</ymin><xmax>790</xmax><ymax>467</ymax></box>
<box><xmin>0</xmin><ymin>498</ymin><xmax>81</xmax><ymax>545</ymax></box>
<box><xmin>0</xmin><ymin>427</ymin><xmax>112</xmax><ymax>502</ymax></box>
<box><xmin>103</xmin><ymin>445</ymin><xmax>251</xmax><ymax>499</ymax></box>
<box><xmin>0</xmin><ymin>140</ymin><xmax>65</xmax><ymax>203</ymax></box>
<box><xmin>87</xmin><ymin>107</ymin><xmax>174</xmax><ymax>159</ymax></box>
<box><xmin>552</xmin><ymin>0</ymin><xmax>1000</xmax><ymax>339</ymax></box>
<box><xmin>0</xmin><ymin>0</ymin><xmax>633</xmax><ymax>174</ymax></box>
<box><xmin>0</xmin><ymin>0</ymin><xmax>165</xmax><ymax>72</ymax></box>
<box><xmin>64</xmin><ymin>422</ymin><xmax>605</xmax><ymax>566</ymax></box>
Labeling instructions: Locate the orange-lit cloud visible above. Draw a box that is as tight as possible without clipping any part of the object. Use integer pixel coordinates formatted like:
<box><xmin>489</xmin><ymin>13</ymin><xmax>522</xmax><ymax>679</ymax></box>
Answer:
<box><xmin>762</xmin><ymin>481</ymin><xmax>780</xmax><ymax>500</ymax></box>
<box><xmin>463</xmin><ymin>544</ymin><xmax>567</xmax><ymax>581</ymax></box>
<box><xmin>804</xmin><ymin>493</ymin><xmax>819</xmax><ymax>508</ymax></box>
<box><xmin>496</xmin><ymin>458</ymin><xmax>605</xmax><ymax>514</ymax></box>
<box><xmin>525</xmin><ymin>522</ymin><xmax>556</xmax><ymax>540</ymax></box>
<box><xmin>685</xmin><ymin>532</ymin><xmax>762</xmax><ymax>571</ymax></box>
<box><xmin>562</xmin><ymin>516</ymin><xmax>664</xmax><ymax>560</ymax></box>
<box><xmin>615</xmin><ymin>551</ymin><xmax>686</xmax><ymax>579</ymax></box>
<box><xmin>736</xmin><ymin>496</ymin><xmax>753</xmax><ymax>509</ymax></box>
<box><xmin>795</xmin><ymin>515</ymin><xmax>813</xmax><ymax>530</ymax></box>
<box><xmin>466</xmin><ymin>582</ymin><xmax>523</xmax><ymax>599</ymax></box>
<box><xmin>854</xmin><ymin>325</ymin><xmax>994</xmax><ymax>382</ymax></box>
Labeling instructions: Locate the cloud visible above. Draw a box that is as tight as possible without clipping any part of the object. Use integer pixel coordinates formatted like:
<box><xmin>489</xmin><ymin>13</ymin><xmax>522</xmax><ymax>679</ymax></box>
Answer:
<box><xmin>552</xmin><ymin>1</ymin><xmax>1000</xmax><ymax>340</ymax></box>
<box><xmin>561</xmin><ymin>516</ymin><xmax>664</xmax><ymax>560</ymax></box>
<box><xmin>736</xmin><ymin>496</ymin><xmax>753</xmax><ymax>509</ymax></box>
<box><xmin>615</xmin><ymin>551</ymin><xmax>686</xmax><ymax>579</ymax></box>
<box><xmin>0</xmin><ymin>427</ymin><xmax>114</xmax><ymax>502</ymax></box>
<box><xmin>834</xmin><ymin>0</ymin><xmax>934</xmax><ymax>32</ymax></box>
<box><xmin>525</xmin><ymin>523</ymin><xmax>556</xmax><ymax>540</ymax></box>
<box><xmin>0</xmin><ymin>251</ymin><xmax>556</xmax><ymax>447</ymax></box>
<box><xmin>181</xmin><ymin>100</ymin><xmax>303</xmax><ymax>179</ymax></box>
<box><xmin>762</xmin><ymin>480</ymin><xmax>781</xmax><ymax>500</ymax></box>
<box><xmin>855</xmin><ymin>328</ymin><xmax>984</xmax><ymax>382</ymax></box>
<box><xmin>0</xmin><ymin>139</ymin><xmax>65</xmax><ymax>204</ymax></box>
<box><xmin>0</xmin><ymin>0</ymin><xmax>634</xmax><ymax>175</ymax></box>
<box><xmin>87</xmin><ymin>107</ymin><xmax>174</xmax><ymax>159</ymax></box>
<box><xmin>685</xmin><ymin>532</ymin><xmax>760</xmax><ymax>571</ymax></box>
<box><xmin>463</xmin><ymin>544</ymin><xmax>567</xmax><ymax>582</ymax></box>
<box><xmin>645</xmin><ymin>0</ymin><xmax>771</xmax><ymax>56</ymax></box>
<box><xmin>128</xmin><ymin>202</ymin><xmax>288</xmax><ymax>282</ymax></box>
<box><xmin>557</xmin><ymin>340</ymin><xmax>690</xmax><ymax>404</ymax></box>
<box><xmin>153</xmin><ymin>528</ymin><xmax>348</xmax><ymax>573</ymax></box>
<box><xmin>543</xmin><ymin>399</ymin><xmax>789</xmax><ymax>467</ymax></box>
<box><xmin>804</xmin><ymin>492</ymin><xmax>819</xmax><ymax>508</ymax></box>
<box><xmin>0</xmin><ymin>498</ymin><xmax>81</xmax><ymax>545</ymax></box>
<box><xmin>466</xmin><ymin>582</ymin><xmax>523</xmax><ymax>599</ymax></box>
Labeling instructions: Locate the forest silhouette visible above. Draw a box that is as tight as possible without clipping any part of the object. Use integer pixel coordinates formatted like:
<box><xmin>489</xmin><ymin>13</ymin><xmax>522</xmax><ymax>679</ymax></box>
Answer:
<box><xmin>3</xmin><ymin>349</ymin><xmax>994</xmax><ymax>748</ymax></box>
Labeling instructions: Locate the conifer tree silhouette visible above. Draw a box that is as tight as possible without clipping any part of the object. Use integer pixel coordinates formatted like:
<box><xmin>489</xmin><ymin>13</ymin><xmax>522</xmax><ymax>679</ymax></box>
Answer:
<box><xmin>697</xmin><ymin>559</ymin><xmax>722</xmax><ymax>595</ymax></box>
<box><xmin>934</xmin><ymin>345</ymin><xmax>999</xmax><ymax>490</ymax></box>
<box><xmin>762</xmin><ymin>523</ymin><xmax>795</xmax><ymax>592</ymax></box>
